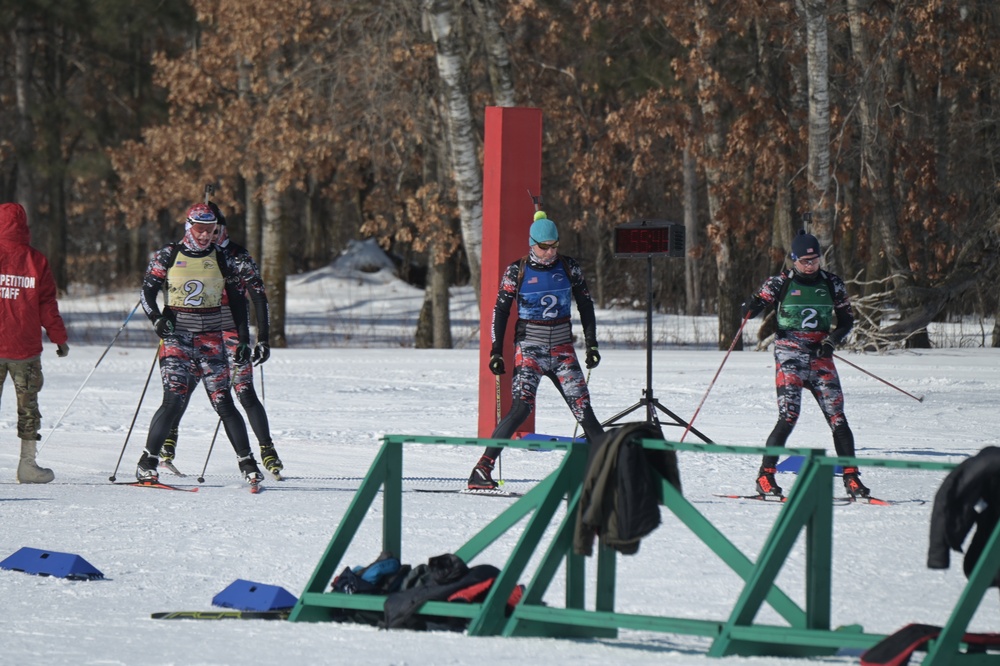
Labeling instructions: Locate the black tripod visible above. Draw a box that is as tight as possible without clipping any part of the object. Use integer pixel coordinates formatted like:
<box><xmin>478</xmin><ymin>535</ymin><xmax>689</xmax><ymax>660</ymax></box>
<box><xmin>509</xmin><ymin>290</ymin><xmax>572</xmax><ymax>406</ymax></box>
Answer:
<box><xmin>603</xmin><ymin>256</ymin><xmax>713</xmax><ymax>443</ymax></box>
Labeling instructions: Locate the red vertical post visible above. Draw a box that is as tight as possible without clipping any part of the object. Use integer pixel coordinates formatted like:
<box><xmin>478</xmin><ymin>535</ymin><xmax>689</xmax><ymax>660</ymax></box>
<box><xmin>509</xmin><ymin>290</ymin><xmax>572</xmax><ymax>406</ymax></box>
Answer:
<box><xmin>478</xmin><ymin>107</ymin><xmax>542</xmax><ymax>438</ymax></box>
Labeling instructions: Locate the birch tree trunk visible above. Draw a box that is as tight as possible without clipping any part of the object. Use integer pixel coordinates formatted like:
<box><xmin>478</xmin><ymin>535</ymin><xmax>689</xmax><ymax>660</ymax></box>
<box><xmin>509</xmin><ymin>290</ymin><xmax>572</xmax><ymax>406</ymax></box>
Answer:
<box><xmin>423</xmin><ymin>0</ymin><xmax>484</xmax><ymax>302</ymax></box>
<box><xmin>797</xmin><ymin>0</ymin><xmax>836</xmax><ymax>272</ymax></box>
<box><xmin>469</xmin><ymin>0</ymin><xmax>515</xmax><ymax>107</ymax></box>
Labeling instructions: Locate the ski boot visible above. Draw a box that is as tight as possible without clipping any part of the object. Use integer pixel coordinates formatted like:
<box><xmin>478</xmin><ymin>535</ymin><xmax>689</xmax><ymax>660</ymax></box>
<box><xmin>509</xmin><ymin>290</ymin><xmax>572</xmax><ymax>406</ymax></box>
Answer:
<box><xmin>467</xmin><ymin>455</ymin><xmax>499</xmax><ymax>490</ymax></box>
<box><xmin>160</xmin><ymin>437</ymin><xmax>176</xmax><ymax>465</ymax></box>
<box><xmin>238</xmin><ymin>454</ymin><xmax>264</xmax><ymax>485</ymax></box>
<box><xmin>259</xmin><ymin>444</ymin><xmax>284</xmax><ymax>478</ymax></box>
<box><xmin>136</xmin><ymin>450</ymin><xmax>159</xmax><ymax>482</ymax></box>
<box><xmin>157</xmin><ymin>430</ymin><xmax>185</xmax><ymax>475</ymax></box>
<box><xmin>755</xmin><ymin>466</ymin><xmax>783</xmax><ymax>498</ymax></box>
<box><xmin>842</xmin><ymin>466</ymin><xmax>870</xmax><ymax>498</ymax></box>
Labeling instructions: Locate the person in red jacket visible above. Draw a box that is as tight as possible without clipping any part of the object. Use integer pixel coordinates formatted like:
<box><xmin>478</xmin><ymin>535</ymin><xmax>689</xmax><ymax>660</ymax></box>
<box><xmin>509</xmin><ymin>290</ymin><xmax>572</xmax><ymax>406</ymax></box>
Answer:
<box><xmin>0</xmin><ymin>202</ymin><xmax>69</xmax><ymax>484</ymax></box>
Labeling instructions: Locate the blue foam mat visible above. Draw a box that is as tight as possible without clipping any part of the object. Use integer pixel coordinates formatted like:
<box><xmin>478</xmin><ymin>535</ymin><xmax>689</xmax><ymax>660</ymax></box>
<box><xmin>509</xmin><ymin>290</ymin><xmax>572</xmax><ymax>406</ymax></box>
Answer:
<box><xmin>776</xmin><ymin>456</ymin><xmax>844</xmax><ymax>475</ymax></box>
<box><xmin>0</xmin><ymin>547</ymin><xmax>104</xmax><ymax>580</ymax></box>
<box><xmin>212</xmin><ymin>579</ymin><xmax>298</xmax><ymax>611</ymax></box>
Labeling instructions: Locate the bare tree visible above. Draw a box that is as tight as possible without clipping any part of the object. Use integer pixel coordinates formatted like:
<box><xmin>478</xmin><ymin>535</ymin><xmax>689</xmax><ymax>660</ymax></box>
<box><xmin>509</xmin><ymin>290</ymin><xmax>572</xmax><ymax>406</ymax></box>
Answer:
<box><xmin>423</xmin><ymin>0</ymin><xmax>484</xmax><ymax>301</ymax></box>
<box><xmin>261</xmin><ymin>177</ymin><xmax>286</xmax><ymax>346</ymax></box>
<box><xmin>12</xmin><ymin>16</ymin><xmax>39</xmax><ymax>251</ymax></box>
<box><xmin>682</xmin><ymin>143</ymin><xmax>702</xmax><ymax>315</ymax></box>
<box><xmin>796</xmin><ymin>0</ymin><xmax>836</xmax><ymax>272</ymax></box>
<box><xmin>469</xmin><ymin>0</ymin><xmax>516</xmax><ymax>107</ymax></box>
<box><xmin>692</xmin><ymin>0</ymin><xmax>742</xmax><ymax>350</ymax></box>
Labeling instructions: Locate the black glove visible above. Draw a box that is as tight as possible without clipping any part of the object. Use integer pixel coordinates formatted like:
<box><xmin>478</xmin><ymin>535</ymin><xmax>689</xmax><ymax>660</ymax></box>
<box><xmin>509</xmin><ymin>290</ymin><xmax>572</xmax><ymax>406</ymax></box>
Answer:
<box><xmin>56</xmin><ymin>343</ymin><xmax>70</xmax><ymax>357</ymax></box>
<box><xmin>740</xmin><ymin>298</ymin><xmax>764</xmax><ymax>320</ymax></box>
<box><xmin>585</xmin><ymin>346</ymin><xmax>601</xmax><ymax>369</ymax></box>
<box><xmin>153</xmin><ymin>314</ymin><xmax>175</xmax><ymax>338</ymax></box>
<box><xmin>252</xmin><ymin>341</ymin><xmax>270</xmax><ymax>366</ymax></box>
<box><xmin>814</xmin><ymin>337</ymin><xmax>835</xmax><ymax>359</ymax></box>
<box><xmin>488</xmin><ymin>353</ymin><xmax>505</xmax><ymax>375</ymax></box>
<box><xmin>234</xmin><ymin>342</ymin><xmax>252</xmax><ymax>365</ymax></box>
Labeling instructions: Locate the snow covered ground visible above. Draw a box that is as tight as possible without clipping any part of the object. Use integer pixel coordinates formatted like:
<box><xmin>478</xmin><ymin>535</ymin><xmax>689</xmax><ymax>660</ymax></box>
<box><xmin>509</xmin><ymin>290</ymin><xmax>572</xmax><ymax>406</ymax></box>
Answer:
<box><xmin>2</xmin><ymin>243</ymin><xmax>999</xmax><ymax>665</ymax></box>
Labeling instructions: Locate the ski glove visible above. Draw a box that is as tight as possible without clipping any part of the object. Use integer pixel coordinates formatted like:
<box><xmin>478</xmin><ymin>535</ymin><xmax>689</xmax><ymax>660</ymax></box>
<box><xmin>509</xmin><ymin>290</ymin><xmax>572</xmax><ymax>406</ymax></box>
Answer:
<box><xmin>814</xmin><ymin>337</ymin><xmax>835</xmax><ymax>359</ymax></box>
<box><xmin>153</xmin><ymin>314</ymin><xmax>175</xmax><ymax>338</ymax></box>
<box><xmin>234</xmin><ymin>342</ymin><xmax>252</xmax><ymax>365</ymax></box>
<box><xmin>488</xmin><ymin>353</ymin><xmax>505</xmax><ymax>375</ymax></box>
<box><xmin>253</xmin><ymin>341</ymin><xmax>270</xmax><ymax>366</ymax></box>
<box><xmin>740</xmin><ymin>298</ymin><xmax>765</xmax><ymax>320</ymax></box>
<box><xmin>56</xmin><ymin>343</ymin><xmax>70</xmax><ymax>357</ymax></box>
<box><xmin>585</xmin><ymin>346</ymin><xmax>601</xmax><ymax>369</ymax></box>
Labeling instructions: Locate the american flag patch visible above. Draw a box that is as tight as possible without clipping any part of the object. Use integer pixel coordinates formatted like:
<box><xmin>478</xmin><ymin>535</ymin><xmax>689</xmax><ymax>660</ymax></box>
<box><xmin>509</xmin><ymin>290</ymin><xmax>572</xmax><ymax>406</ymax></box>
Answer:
<box><xmin>176</xmin><ymin>261</ymin><xmax>187</xmax><ymax>267</ymax></box>
<box><xmin>791</xmin><ymin>289</ymin><xmax>801</xmax><ymax>296</ymax></box>
<box><xmin>527</xmin><ymin>277</ymin><xmax>538</xmax><ymax>284</ymax></box>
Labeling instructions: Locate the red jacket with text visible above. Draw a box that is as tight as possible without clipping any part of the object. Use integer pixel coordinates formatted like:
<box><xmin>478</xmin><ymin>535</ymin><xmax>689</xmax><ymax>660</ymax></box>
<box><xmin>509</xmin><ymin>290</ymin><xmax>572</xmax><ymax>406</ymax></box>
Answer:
<box><xmin>0</xmin><ymin>203</ymin><xmax>68</xmax><ymax>360</ymax></box>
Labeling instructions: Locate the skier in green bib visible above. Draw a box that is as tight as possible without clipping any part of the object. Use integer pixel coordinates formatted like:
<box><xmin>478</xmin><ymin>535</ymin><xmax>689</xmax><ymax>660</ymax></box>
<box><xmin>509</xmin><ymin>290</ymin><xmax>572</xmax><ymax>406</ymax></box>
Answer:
<box><xmin>741</xmin><ymin>230</ymin><xmax>870</xmax><ymax>499</ymax></box>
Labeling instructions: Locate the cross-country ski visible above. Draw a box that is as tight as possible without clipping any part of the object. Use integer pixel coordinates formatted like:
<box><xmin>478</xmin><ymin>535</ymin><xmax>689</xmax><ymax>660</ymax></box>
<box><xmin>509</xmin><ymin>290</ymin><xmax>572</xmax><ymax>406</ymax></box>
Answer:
<box><xmin>114</xmin><ymin>480</ymin><xmax>199</xmax><ymax>492</ymax></box>
<box><xmin>151</xmin><ymin>610</ymin><xmax>289</xmax><ymax>621</ymax></box>
<box><xmin>414</xmin><ymin>488</ymin><xmax>523</xmax><ymax>498</ymax></box>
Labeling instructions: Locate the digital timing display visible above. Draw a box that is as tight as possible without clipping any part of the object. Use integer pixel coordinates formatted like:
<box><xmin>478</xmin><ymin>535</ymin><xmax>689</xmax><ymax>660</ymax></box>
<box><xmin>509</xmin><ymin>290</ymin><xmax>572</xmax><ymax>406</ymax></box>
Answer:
<box><xmin>613</xmin><ymin>220</ymin><xmax>685</xmax><ymax>258</ymax></box>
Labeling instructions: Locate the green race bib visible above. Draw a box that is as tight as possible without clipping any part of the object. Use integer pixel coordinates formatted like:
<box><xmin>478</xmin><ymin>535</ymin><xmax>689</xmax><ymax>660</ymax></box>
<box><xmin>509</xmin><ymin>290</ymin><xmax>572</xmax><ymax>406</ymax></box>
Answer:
<box><xmin>777</xmin><ymin>278</ymin><xmax>834</xmax><ymax>332</ymax></box>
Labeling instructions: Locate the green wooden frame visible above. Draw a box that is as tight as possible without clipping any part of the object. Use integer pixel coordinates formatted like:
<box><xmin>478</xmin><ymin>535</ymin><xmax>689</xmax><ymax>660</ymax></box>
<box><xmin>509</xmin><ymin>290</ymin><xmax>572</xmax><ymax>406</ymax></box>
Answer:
<box><xmin>287</xmin><ymin>435</ymin><xmax>1000</xmax><ymax>662</ymax></box>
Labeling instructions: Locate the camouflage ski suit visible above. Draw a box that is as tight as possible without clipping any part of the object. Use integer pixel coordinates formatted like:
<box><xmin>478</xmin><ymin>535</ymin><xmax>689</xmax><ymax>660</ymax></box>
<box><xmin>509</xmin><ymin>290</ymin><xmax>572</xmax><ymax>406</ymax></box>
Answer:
<box><xmin>747</xmin><ymin>267</ymin><xmax>857</xmax><ymax>466</ymax></box>
<box><xmin>482</xmin><ymin>254</ymin><xmax>604</xmax><ymax>461</ymax></box>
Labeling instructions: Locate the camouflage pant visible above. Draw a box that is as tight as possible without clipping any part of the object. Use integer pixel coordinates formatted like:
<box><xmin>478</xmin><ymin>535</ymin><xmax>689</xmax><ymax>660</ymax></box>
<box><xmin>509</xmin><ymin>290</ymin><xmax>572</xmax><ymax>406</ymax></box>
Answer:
<box><xmin>482</xmin><ymin>340</ymin><xmax>603</xmax><ymax>460</ymax></box>
<box><xmin>145</xmin><ymin>332</ymin><xmax>250</xmax><ymax>458</ymax></box>
<box><xmin>772</xmin><ymin>339</ymin><xmax>847</xmax><ymax>429</ymax></box>
<box><xmin>222</xmin><ymin>331</ymin><xmax>258</xmax><ymax>400</ymax></box>
<box><xmin>511</xmin><ymin>340</ymin><xmax>593</xmax><ymax>421</ymax></box>
<box><xmin>0</xmin><ymin>357</ymin><xmax>44</xmax><ymax>440</ymax></box>
<box><xmin>222</xmin><ymin>330</ymin><xmax>271</xmax><ymax>446</ymax></box>
<box><xmin>158</xmin><ymin>332</ymin><xmax>234</xmax><ymax>405</ymax></box>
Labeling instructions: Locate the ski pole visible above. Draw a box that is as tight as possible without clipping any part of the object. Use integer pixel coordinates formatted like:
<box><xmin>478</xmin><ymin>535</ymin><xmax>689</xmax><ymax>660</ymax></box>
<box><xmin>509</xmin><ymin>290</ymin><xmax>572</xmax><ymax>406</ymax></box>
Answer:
<box><xmin>833</xmin><ymin>353</ymin><xmax>925</xmax><ymax>402</ymax></box>
<box><xmin>495</xmin><ymin>373</ymin><xmax>502</xmax><ymax>484</ymax></box>
<box><xmin>40</xmin><ymin>300</ymin><xmax>141</xmax><ymax>452</ymax></box>
<box><xmin>196</xmin><ymin>418</ymin><xmax>223</xmax><ymax>483</ymax></box>
<box><xmin>108</xmin><ymin>344</ymin><xmax>160</xmax><ymax>482</ymax></box>
<box><xmin>572</xmin><ymin>367</ymin><xmax>593</xmax><ymax>441</ymax></box>
<box><xmin>680</xmin><ymin>311</ymin><xmax>752</xmax><ymax>442</ymax></box>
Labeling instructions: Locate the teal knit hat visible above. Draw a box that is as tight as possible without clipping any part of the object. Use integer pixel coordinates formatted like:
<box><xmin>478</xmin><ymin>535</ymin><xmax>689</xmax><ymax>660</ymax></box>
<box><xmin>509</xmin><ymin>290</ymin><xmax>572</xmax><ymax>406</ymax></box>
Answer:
<box><xmin>528</xmin><ymin>211</ymin><xmax>558</xmax><ymax>245</ymax></box>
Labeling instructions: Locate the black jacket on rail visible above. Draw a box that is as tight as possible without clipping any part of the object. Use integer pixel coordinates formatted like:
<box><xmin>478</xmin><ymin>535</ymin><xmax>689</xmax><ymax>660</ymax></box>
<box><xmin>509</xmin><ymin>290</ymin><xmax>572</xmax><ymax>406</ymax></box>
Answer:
<box><xmin>575</xmin><ymin>422</ymin><xmax>681</xmax><ymax>556</ymax></box>
<box><xmin>928</xmin><ymin>446</ymin><xmax>1000</xmax><ymax>586</ymax></box>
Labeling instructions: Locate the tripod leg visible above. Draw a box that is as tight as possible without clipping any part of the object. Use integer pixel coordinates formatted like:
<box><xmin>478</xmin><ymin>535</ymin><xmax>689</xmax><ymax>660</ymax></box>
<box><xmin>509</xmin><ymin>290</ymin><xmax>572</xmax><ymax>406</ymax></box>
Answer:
<box><xmin>650</xmin><ymin>399</ymin><xmax>714</xmax><ymax>443</ymax></box>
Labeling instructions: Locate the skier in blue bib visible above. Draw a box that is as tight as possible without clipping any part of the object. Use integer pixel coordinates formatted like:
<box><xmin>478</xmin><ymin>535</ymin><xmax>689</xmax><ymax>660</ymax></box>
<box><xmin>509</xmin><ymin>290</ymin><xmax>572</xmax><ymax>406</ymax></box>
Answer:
<box><xmin>741</xmin><ymin>230</ymin><xmax>870</xmax><ymax>499</ymax></box>
<box><xmin>468</xmin><ymin>213</ymin><xmax>604</xmax><ymax>490</ymax></box>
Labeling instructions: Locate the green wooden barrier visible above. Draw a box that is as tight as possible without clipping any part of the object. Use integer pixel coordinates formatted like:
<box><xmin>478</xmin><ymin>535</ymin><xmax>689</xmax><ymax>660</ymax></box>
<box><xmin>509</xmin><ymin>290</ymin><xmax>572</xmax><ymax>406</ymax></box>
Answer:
<box><xmin>287</xmin><ymin>434</ymin><xmax>1000</xmax><ymax>663</ymax></box>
